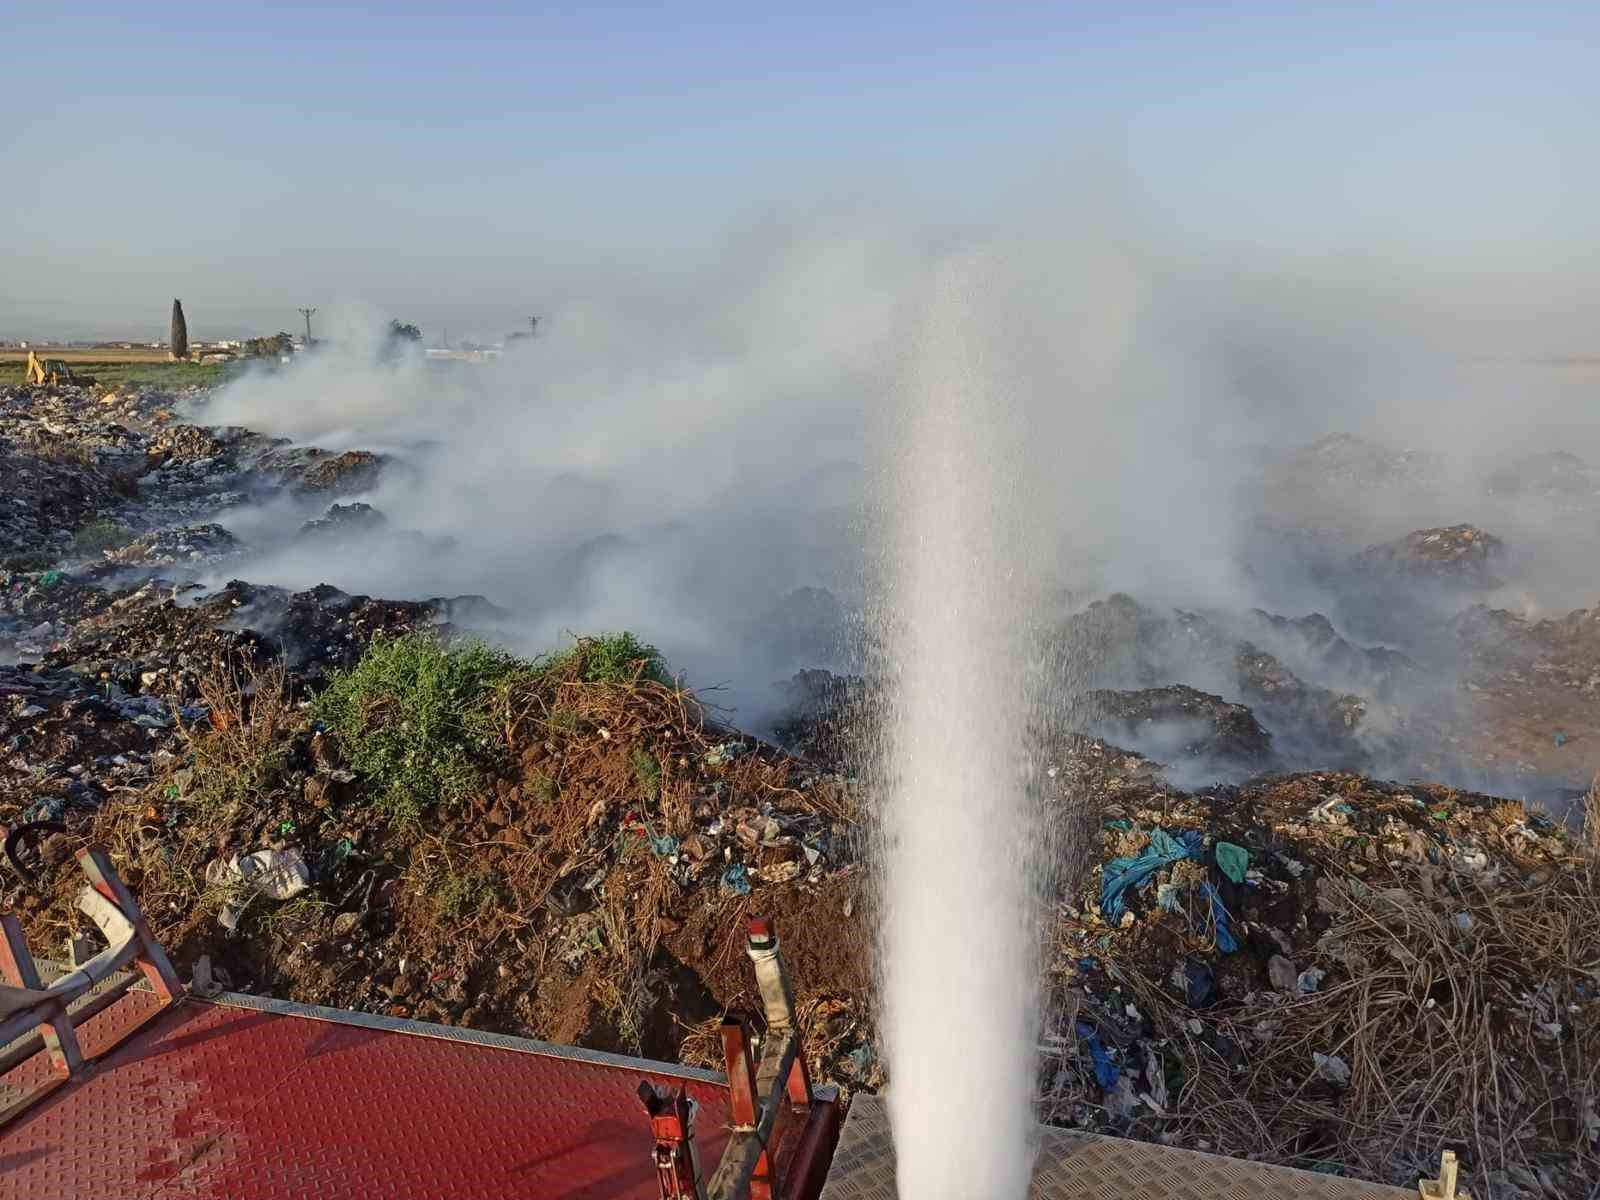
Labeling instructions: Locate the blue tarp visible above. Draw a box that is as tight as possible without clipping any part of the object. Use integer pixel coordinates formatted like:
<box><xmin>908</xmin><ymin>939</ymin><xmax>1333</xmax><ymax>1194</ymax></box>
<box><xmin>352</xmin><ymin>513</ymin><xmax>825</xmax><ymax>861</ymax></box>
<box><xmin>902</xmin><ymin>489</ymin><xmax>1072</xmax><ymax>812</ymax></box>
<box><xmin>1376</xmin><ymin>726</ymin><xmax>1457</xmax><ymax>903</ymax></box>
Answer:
<box><xmin>1100</xmin><ymin>828</ymin><xmax>1204</xmax><ymax>922</ymax></box>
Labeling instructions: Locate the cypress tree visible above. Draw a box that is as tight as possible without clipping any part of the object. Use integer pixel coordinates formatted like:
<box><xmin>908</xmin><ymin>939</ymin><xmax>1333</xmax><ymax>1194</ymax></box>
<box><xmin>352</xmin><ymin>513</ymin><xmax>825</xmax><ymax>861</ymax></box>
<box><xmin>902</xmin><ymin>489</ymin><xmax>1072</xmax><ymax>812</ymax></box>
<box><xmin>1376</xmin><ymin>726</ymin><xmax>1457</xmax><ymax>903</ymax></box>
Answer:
<box><xmin>170</xmin><ymin>298</ymin><xmax>188</xmax><ymax>361</ymax></box>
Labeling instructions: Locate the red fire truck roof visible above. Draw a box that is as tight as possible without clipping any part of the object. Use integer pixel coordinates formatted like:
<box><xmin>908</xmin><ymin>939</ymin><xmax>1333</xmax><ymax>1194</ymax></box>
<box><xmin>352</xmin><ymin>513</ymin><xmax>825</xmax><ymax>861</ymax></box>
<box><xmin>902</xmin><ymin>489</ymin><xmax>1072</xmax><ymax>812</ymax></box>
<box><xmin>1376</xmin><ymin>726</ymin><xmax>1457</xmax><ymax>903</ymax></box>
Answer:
<box><xmin>4</xmin><ymin>981</ymin><xmax>731</xmax><ymax>1199</ymax></box>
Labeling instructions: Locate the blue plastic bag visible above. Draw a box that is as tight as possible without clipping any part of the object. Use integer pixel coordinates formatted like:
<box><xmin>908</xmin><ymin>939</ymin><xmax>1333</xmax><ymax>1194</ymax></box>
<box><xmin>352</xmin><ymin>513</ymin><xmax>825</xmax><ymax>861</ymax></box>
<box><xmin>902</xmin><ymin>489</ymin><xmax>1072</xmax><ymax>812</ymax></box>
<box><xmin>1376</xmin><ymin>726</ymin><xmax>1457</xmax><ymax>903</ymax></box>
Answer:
<box><xmin>1201</xmin><ymin>882</ymin><xmax>1238</xmax><ymax>953</ymax></box>
<box><xmin>1075</xmin><ymin>1020</ymin><xmax>1119</xmax><ymax>1089</ymax></box>
<box><xmin>1100</xmin><ymin>828</ymin><xmax>1204</xmax><ymax>922</ymax></box>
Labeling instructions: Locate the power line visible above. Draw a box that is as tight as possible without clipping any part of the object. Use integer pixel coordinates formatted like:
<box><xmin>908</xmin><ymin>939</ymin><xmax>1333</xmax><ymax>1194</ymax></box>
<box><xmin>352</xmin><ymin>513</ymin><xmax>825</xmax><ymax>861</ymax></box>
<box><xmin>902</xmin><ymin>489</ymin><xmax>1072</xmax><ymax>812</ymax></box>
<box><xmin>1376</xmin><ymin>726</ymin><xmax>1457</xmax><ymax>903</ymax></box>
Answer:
<box><xmin>297</xmin><ymin>307</ymin><xmax>317</xmax><ymax>343</ymax></box>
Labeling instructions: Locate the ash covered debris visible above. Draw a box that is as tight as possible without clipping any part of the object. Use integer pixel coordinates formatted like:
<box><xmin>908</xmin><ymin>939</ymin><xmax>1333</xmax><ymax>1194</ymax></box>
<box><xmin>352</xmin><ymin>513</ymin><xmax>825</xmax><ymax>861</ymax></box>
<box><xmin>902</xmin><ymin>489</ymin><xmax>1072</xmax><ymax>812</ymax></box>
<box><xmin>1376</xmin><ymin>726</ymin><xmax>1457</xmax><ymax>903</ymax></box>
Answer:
<box><xmin>1054</xmin><ymin>595</ymin><xmax>1393</xmax><ymax>778</ymax></box>
<box><xmin>0</xmin><ymin>382</ymin><xmax>390</xmax><ymax>575</ymax></box>
<box><xmin>297</xmin><ymin>502</ymin><xmax>388</xmax><ymax>542</ymax></box>
<box><xmin>1083</xmin><ymin>685</ymin><xmax>1273</xmax><ymax>772</ymax></box>
<box><xmin>104</xmin><ymin>523</ymin><xmax>242</xmax><ymax>566</ymax></box>
<box><xmin>1352</xmin><ymin>523</ymin><xmax>1507</xmax><ymax>589</ymax></box>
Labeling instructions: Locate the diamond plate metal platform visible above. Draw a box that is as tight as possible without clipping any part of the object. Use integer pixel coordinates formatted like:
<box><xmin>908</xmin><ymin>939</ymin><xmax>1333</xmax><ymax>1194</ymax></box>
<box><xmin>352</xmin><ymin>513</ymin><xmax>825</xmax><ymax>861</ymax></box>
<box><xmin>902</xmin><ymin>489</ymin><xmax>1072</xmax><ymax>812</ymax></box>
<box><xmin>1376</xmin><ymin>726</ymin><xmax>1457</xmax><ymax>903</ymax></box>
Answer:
<box><xmin>818</xmin><ymin>1095</ymin><xmax>1415</xmax><ymax>1200</ymax></box>
<box><xmin>2</xmin><ymin>983</ymin><xmax>731</xmax><ymax>1199</ymax></box>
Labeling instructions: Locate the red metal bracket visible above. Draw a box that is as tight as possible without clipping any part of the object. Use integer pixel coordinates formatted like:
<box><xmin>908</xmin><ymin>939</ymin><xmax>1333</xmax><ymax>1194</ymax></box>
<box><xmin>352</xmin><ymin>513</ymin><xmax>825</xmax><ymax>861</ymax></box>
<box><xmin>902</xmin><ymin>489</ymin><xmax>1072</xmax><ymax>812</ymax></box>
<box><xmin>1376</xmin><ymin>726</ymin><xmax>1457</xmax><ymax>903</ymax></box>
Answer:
<box><xmin>639</xmin><ymin>1080</ymin><xmax>704</xmax><ymax>1198</ymax></box>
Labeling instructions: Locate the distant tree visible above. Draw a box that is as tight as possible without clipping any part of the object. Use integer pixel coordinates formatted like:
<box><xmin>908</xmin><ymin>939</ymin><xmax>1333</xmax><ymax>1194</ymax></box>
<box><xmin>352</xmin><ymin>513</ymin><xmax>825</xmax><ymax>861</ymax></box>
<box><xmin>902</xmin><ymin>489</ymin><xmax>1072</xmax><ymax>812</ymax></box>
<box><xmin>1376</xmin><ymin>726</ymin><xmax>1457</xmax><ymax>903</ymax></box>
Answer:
<box><xmin>388</xmin><ymin>320</ymin><xmax>422</xmax><ymax>342</ymax></box>
<box><xmin>170</xmin><ymin>299</ymin><xmax>188</xmax><ymax>361</ymax></box>
<box><xmin>244</xmin><ymin>332</ymin><xmax>294</xmax><ymax>358</ymax></box>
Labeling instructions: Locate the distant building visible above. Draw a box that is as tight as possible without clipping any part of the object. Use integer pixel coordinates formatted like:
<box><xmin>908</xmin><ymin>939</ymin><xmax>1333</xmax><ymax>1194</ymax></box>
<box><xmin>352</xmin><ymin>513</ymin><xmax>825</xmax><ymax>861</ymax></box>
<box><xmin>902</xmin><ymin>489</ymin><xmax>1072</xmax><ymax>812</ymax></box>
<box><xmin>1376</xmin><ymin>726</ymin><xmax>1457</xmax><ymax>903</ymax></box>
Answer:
<box><xmin>424</xmin><ymin>347</ymin><xmax>502</xmax><ymax>362</ymax></box>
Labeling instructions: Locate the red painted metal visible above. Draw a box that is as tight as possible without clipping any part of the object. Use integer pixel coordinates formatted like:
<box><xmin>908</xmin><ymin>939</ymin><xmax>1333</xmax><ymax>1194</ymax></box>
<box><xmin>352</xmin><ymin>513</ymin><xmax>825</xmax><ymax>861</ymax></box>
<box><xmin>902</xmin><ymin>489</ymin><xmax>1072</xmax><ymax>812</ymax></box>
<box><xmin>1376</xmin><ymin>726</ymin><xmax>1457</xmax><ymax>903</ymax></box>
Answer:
<box><xmin>778</xmin><ymin>1089</ymin><xmax>842</xmax><ymax>1200</ymax></box>
<box><xmin>639</xmin><ymin>1081</ymin><xmax>703</xmax><ymax>1198</ymax></box>
<box><xmin>720</xmin><ymin>1018</ymin><xmax>771</xmax><ymax>1200</ymax></box>
<box><xmin>4</xmin><ymin>992</ymin><xmax>731</xmax><ymax>1199</ymax></box>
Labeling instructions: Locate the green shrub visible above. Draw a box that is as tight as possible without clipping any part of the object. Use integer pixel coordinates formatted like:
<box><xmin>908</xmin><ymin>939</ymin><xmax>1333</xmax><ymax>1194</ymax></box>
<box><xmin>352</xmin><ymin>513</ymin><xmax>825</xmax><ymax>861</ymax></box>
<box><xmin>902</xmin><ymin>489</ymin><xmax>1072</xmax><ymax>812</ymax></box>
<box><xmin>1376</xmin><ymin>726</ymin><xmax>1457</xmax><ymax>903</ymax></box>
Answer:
<box><xmin>434</xmin><ymin>868</ymin><xmax>502</xmax><ymax>919</ymax></box>
<box><xmin>545</xmin><ymin>632</ymin><xmax>669</xmax><ymax>685</ymax></box>
<box><xmin>313</xmin><ymin>633</ymin><xmax>527</xmax><ymax>821</ymax></box>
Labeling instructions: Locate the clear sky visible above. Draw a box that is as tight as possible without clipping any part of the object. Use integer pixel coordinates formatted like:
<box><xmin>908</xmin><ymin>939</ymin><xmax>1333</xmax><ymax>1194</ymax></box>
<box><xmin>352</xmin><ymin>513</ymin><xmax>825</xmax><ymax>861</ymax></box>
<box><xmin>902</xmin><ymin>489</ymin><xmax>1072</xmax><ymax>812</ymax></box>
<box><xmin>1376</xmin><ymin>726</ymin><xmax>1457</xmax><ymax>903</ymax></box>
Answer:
<box><xmin>3</xmin><ymin>2</ymin><xmax>1596</xmax><ymax>342</ymax></box>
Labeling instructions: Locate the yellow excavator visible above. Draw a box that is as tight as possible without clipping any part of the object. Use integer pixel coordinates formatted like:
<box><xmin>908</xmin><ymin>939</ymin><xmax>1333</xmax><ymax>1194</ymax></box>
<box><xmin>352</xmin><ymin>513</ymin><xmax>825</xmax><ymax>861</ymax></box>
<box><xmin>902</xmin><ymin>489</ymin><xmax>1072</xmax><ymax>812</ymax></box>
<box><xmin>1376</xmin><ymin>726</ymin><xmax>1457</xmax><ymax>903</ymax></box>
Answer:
<box><xmin>22</xmin><ymin>350</ymin><xmax>93</xmax><ymax>386</ymax></box>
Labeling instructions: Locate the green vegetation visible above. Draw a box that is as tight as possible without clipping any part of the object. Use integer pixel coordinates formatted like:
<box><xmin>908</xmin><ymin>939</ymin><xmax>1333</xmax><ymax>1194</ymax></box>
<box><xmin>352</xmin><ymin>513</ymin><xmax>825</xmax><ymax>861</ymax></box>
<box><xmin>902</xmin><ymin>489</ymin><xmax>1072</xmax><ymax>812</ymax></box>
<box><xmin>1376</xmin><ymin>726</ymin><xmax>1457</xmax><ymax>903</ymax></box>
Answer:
<box><xmin>170</xmin><ymin>299</ymin><xmax>189</xmax><ymax>361</ymax></box>
<box><xmin>433</xmin><ymin>868</ymin><xmax>502</xmax><ymax>920</ymax></box>
<box><xmin>310</xmin><ymin>630</ymin><xmax>672</xmax><ymax>821</ymax></box>
<box><xmin>545</xmin><ymin>632</ymin><xmax>668</xmax><ymax>685</ymax></box>
<box><xmin>72</xmin><ymin>519</ymin><xmax>134</xmax><ymax>555</ymax></box>
<box><xmin>0</xmin><ymin>360</ymin><xmax>233</xmax><ymax>388</ymax></box>
<box><xmin>313</xmin><ymin>633</ymin><xmax>529</xmax><ymax>821</ymax></box>
<box><xmin>529</xmin><ymin>770</ymin><xmax>558</xmax><ymax>805</ymax></box>
<box><xmin>244</xmin><ymin>332</ymin><xmax>294</xmax><ymax>358</ymax></box>
<box><xmin>630</xmin><ymin>747</ymin><xmax>661</xmax><ymax>800</ymax></box>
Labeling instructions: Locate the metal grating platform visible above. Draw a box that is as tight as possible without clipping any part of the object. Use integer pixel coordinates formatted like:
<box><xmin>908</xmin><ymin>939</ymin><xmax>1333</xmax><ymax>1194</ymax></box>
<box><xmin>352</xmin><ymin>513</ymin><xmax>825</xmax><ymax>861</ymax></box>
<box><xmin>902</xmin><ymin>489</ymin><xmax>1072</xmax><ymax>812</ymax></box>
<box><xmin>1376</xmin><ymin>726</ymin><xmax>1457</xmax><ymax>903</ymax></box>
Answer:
<box><xmin>2</xmin><ymin>985</ymin><xmax>731</xmax><ymax>1199</ymax></box>
<box><xmin>818</xmin><ymin>1095</ymin><xmax>1414</xmax><ymax>1200</ymax></box>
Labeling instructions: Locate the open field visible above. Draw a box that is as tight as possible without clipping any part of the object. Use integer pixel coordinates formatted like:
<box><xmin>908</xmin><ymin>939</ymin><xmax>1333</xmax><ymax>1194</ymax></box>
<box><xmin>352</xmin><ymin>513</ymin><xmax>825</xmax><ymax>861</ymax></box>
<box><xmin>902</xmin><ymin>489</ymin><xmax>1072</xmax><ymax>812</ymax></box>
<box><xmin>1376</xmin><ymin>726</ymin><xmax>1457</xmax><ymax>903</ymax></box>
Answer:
<box><xmin>0</xmin><ymin>350</ymin><xmax>231</xmax><ymax>387</ymax></box>
<box><xmin>0</xmin><ymin>346</ymin><xmax>174</xmax><ymax>363</ymax></box>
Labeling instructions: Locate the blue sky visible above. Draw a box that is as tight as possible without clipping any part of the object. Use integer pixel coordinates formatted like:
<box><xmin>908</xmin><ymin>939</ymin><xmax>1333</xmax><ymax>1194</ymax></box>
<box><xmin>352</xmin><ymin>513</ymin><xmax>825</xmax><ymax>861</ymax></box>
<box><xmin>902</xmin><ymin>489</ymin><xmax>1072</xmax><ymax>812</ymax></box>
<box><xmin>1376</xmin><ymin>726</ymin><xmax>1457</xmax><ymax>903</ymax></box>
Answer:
<box><xmin>3</xmin><ymin>2</ymin><xmax>1596</xmax><ymax>340</ymax></box>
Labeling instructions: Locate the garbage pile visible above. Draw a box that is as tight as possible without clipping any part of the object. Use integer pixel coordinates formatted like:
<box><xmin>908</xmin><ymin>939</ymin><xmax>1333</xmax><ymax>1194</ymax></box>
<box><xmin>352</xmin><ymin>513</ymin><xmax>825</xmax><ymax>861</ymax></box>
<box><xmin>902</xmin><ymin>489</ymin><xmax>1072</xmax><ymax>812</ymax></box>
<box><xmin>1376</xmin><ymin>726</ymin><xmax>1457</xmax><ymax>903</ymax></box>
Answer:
<box><xmin>296</xmin><ymin>502</ymin><xmax>389</xmax><ymax>543</ymax></box>
<box><xmin>1352</xmin><ymin>524</ymin><xmax>1507</xmax><ymax>589</ymax></box>
<box><xmin>8</xmin><ymin>632</ymin><xmax>875</xmax><ymax>1095</ymax></box>
<box><xmin>104</xmin><ymin>523</ymin><xmax>242</xmax><ymax>566</ymax></box>
<box><xmin>5</xmin><ymin>374</ymin><xmax>1599</xmax><ymax>1200</ymax></box>
<box><xmin>1083</xmin><ymin>685</ymin><xmax>1272</xmax><ymax>771</ymax></box>
<box><xmin>0</xmin><ymin>383</ymin><xmax>386</xmax><ymax>572</ymax></box>
<box><xmin>1447</xmin><ymin>599</ymin><xmax>1600</xmax><ymax>794</ymax></box>
<box><xmin>1045</xmin><ymin>767</ymin><xmax>1596</xmax><ymax>1200</ymax></box>
<box><xmin>1052</xmin><ymin>595</ymin><xmax>1397</xmax><ymax>777</ymax></box>
<box><xmin>0</xmin><ymin>568</ymin><xmax>493</xmax><ymax>843</ymax></box>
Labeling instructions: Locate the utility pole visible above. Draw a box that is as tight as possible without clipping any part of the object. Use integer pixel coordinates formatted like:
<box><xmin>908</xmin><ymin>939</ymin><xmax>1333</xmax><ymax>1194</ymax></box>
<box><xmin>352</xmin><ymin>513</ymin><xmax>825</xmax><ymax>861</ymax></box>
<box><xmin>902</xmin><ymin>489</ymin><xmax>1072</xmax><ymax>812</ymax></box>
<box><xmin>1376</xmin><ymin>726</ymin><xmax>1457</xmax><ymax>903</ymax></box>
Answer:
<box><xmin>298</xmin><ymin>307</ymin><xmax>317</xmax><ymax>344</ymax></box>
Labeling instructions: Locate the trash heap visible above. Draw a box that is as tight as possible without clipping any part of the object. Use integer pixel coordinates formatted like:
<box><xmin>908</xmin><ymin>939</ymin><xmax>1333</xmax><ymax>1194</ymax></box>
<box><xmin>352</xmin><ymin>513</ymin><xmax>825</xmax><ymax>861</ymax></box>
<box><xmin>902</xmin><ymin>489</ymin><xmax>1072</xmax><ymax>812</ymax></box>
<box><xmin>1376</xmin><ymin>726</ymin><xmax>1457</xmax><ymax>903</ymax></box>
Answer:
<box><xmin>10</xmin><ymin>632</ymin><xmax>875</xmax><ymax>1096</ymax></box>
<box><xmin>0</xmin><ymin>570</ymin><xmax>479</xmax><ymax>838</ymax></box>
<box><xmin>1046</xmin><ymin>767</ymin><xmax>1597</xmax><ymax>1200</ymax></box>
<box><xmin>1352</xmin><ymin>524</ymin><xmax>1507</xmax><ymax>589</ymax></box>
<box><xmin>0</xmin><ymin>383</ymin><xmax>386</xmax><ymax>571</ymax></box>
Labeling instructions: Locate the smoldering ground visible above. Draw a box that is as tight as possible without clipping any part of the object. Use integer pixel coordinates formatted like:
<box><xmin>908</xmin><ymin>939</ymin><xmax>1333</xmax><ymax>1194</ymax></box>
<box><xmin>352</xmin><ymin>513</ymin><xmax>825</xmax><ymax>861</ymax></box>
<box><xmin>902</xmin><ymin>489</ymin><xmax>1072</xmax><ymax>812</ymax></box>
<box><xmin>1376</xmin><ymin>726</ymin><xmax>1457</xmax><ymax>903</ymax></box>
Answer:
<box><xmin>190</xmin><ymin>185</ymin><xmax>1599</xmax><ymax>796</ymax></box>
